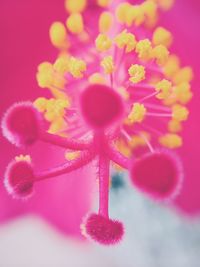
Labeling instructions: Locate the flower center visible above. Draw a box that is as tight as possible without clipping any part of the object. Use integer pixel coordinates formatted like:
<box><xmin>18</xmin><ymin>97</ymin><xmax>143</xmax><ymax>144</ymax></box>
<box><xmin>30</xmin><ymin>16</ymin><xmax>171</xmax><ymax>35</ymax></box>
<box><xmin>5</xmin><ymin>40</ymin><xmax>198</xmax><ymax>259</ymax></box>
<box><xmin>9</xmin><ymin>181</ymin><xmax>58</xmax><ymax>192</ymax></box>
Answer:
<box><xmin>80</xmin><ymin>84</ymin><xmax>124</xmax><ymax>129</ymax></box>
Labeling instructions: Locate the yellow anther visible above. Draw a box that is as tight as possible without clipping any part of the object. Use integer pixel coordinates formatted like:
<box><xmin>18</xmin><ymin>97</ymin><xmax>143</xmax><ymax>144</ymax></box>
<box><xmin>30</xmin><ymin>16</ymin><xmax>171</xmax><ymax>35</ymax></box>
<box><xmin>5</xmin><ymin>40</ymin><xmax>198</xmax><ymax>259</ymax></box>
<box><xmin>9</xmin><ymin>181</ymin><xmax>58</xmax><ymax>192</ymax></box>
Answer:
<box><xmin>15</xmin><ymin>155</ymin><xmax>31</xmax><ymax>163</ymax></box>
<box><xmin>36</xmin><ymin>62</ymin><xmax>54</xmax><ymax>88</ymax></box>
<box><xmin>136</xmin><ymin>39</ymin><xmax>152</xmax><ymax>61</ymax></box>
<box><xmin>168</xmin><ymin>119</ymin><xmax>182</xmax><ymax>133</ymax></box>
<box><xmin>128</xmin><ymin>64</ymin><xmax>145</xmax><ymax>83</ymax></box>
<box><xmin>65</xmin><ymin>151</ymin><xmax>80</xmax><ymax>160</ymax></box>
<box><xmin>88</xmin><ymin>73</ymin><xmax>106</xmax><ymax>84</ymax></box>
<box><xmin>53</xmin><ymin>55</ymin><xmax>69</xmax><ymax>74</ymax></box>
<box><xmin>115</xmin><ymin>30</ymin><xmax>137</xmax><ymax>53</ymax></box>
<box><xmin>66</xmin><ymin>13</ymin><xmax>84</xmax><ymax>34</ymax></box>
<box><xmin>173</xmin><ymin>82</ymin><xmax>193</xmax><ymax>104</ymax></box>
<box><xmin>101</xmin><ymin>56</ymin><xmax>115</xmax><ymax>74</ymax></box>
<box><xmin>156</xmin><ymin>0</ymin><xmax>174</xmax><ymax>11</ymax></box>
<box><xmin>159</xmin><ymin>133</ymin><xmax>182</xmax><ymax>148</ymax></box>
<box><xmin>152</xmin><ymin>27</ymin><xmax>173</xmax><ymax>48</ymax></box>
<box><xmin>125</xmin><ymin>5</ymin><xmax>145</xmax><ymax>27</ymax></box>
<box><xmin>173</xmin><ymin>66</ymin><xmax>193</xmax><ymax>85</ymax></box>
<box><xmin>97</xmin><ymin>0</ymin><xmax>111</xmax><ymax>7</ymax></box>
<box><xmin>68</xmin><ymin>57</ymin><xmax>87</xmax><ymax>78</ymax></box>
<box><xmin>49</xmin><ymin>22</ymin><xmax>68</xmax><ymax>49</ymax></box>
<box><xmin>152</xmin><ymin>44</ymin><xmax>169</xmax><ymax>65</ymax></box>
<box><xmin>116</xmin><ymin>2</ymin><xmax>131</xmax><ymax>24</ymax></box>
<box><xmin>129</xmin><ymin>132</ymin><xmax>151</xmax><ymax>149</ymax></box>
<box><xmin>99</xmin><ymin>11</ymin><xmax>113</xmax><ymax>33</ymax></box>
<box><xmin>141</xmin><ymin>0</ymin><xmax>157</xmax><ymax>27</ymax></box>
<box><xmin>48</xmin><ymin>118</ymin><xmax>66</xmax><ymax>134</ymax></box>
<box><xmin>155</xmin><ymin>79</ymin><xmax>172</xmax><ymax>100</ymax></box>
<box><xmin>163</xmin><ymin>54</ymin><xmax>180</xmax><ymax>79</ymax></box>
<box><xmin>128</xmin><ymin>103</ymin><xmax>146</xmax><ymax>123</ymax></box>
<box><xmin>44</xmin><ymin>98</ymin><xmax>69</xmax><ymax>122</ymax></box>
<box><xmin>34</xmin><ymin>97</ymin><xmax>48</xmax><ymax>112</ymax></box>
<box><xmin>95</xmin><ymin>33</ymin><xmax>112</xmax><ymax>52</ymax></box>
<box><xmin>115</xmin><ymin>139</ymin><xmax>132</xmax><ymax>158</ymax></box>
<box><xmin>118</xmin><ymin>86</ymin><xmax>130</xmax><ymax>100</ymax></box>
<box><xmin>172</xmin><ymin>104</ymin><xmax>189</xmax><ymax>122</ymax></box>
<box><xmin>65</xmin><ymin>0</ymin><xmax>87</xmax><ymax>13</ymax></box>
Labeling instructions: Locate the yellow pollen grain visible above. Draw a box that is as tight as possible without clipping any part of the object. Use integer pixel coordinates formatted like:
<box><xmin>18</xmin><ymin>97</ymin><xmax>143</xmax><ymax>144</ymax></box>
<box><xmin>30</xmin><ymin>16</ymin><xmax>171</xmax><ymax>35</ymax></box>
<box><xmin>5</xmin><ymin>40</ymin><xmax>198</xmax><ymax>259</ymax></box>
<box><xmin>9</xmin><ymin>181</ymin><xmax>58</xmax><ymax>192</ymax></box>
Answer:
<box><xmin>88</xmin><ymin>73</ymin><xmax>106</xmax><ymax>84</ymax></box>
<box><xmin>65</xmin><ymin>151</ymin><xmax>80</xmax><ymax>160</ymax></box>
<box><xmin>15</xmin><ymin>155</ymin><xmax>31</xmax><ymax>163</ymax></box>
<box><xmin>125</xmin><ymin>5</ymin><xmax>145</xmax><ymax>27</ymax></box>
<box><xmin>163</xmin><ymin>54</ymin><xmax>180</xmax><ymax>79</ymax></box>
<box><xmin>99</xmin><ymin>11</ymin><xmax>113</xmax><ymax>33</ymax></box>
<box><xmin>152</xmin><ymin>27</ymin><xmax>173</xmax><ymax>48</ymax></box>
<box><xmin>115</xmin><ymin>2</ymin><xmax>131</xmax><ymax>24</ymax></box>
<box><xmin>128</xmin><ymin>64</ymin><xmax>145</xmax><ymax>84</ymax></box>
<box><xmin>97</xmin><ymin>0</ymin><xmax>112</xmax><ymax>7</ymax></box>
<box><xmin>168</xmin><ymin>119</ymin><xmax>182</xmax><ymax>133</ymax></box>
<box><xmin>66</xmin><ymin>13</ymin><xmax>84</xmax><ymax>34</ymax></box>
<box><xmin>65</xmin><ymin>0</ymin><xmax>87</xmax><ymax>13</ymax></box>
<box><xmin>173</xmin><ymin>66</ymin><xmax>193</xmax><ymax>85</ymax></box>
<box><xmin>159</xmin><ymin>133</ymin><xmax>182</xmax><ymax>148</ymax></box>
<box><xmin>172</xmin><ymin>104</ymin><xmax>189</xmax><ymax>122</ymax></box>
<box><xmin>115</xmin><ymin>139</ymin><xmax>132</xmax><ymax>158</ymax></box>
<box><xmin>128</xmin><ymin>103</ymin><xmax>146</xmax><ymax>123</ymax></box>
<box><xmin>48</xmin><ymin>118</ymin><xmax>66</xmax><ymax>134</ymax></box>
<box><xmin>156</xmin><ymin>0</ymin><xmax>174</xmax><ymax>11</ymax></box>
<box><xmin>68</xmin><ymin>57</ymin><xmax>87</xmax><ymax>78</ymax></box>
<box><xmin>101</xmin><ymin>56</ymin><xmax>115</xmax><ymax>74</ymax></box>
<box><xmin>36</xmin><ymin>62</ymin><xmax>54</xmax><ymax>88</ymax></box>
<box><xmin>155</xmin><ymin>79</ymin><xmax>172</xmax><ymax>100</ymax></box>
<box><xmin>152</xmin><ymin>44</ymin><xmax>169</xmax><ymax>65</ymax></box>
<box><xmin>95</xmin><ymin>33</ymin><xmax>112</xmax><ymax>52</ymax></box>
<box><xmin>34</xmin><ymin>97</ymin><xmax>48</xmax><ymax>112</ymax></box>
<box><xmin>115</xmin><ymin>30</ymin><xmax>137</xmax><ymax>53</ymax></box>
<box><xmin>173</xmin><ymin>82</ymin><xmax>193</xmax><ymax>105</ymax></box>
<box><xmin>141</xmin><ymin>0</ymin><xmax>158</xmax><ymax>27</ymax></box>
<box><xmin>49</xmin><ymin>22</ymin><xmax>68</xmax><ymax>49</ymax></box>
<box><xmin>53</xmin><ymin>55</ymin><xmax>69</xmax><ymax>74</ymax></box>
<box><xmin>129</xmin><ymin>131</ymin><xmax>151</xmax><ymax>149</ymax></box>
<box><xmin>118</xmin><ymin>86</ymin><xmax>130</xmax><ymax>100</ymax></box>
<box><xmin>136</xmin><ymin>39</ymin><xmax>152</xmax><ymax>61</ymax></box>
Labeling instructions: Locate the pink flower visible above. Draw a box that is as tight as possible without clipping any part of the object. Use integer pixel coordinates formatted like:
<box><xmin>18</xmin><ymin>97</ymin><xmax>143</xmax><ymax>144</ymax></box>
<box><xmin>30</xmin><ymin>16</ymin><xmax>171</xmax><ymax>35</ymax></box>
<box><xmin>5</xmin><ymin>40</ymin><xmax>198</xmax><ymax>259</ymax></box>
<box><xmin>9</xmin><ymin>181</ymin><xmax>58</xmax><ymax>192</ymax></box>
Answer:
<box><xmin>1</xmin><ymin>0</ymin><xmax>199</xmax><ymax>245</ymax></box>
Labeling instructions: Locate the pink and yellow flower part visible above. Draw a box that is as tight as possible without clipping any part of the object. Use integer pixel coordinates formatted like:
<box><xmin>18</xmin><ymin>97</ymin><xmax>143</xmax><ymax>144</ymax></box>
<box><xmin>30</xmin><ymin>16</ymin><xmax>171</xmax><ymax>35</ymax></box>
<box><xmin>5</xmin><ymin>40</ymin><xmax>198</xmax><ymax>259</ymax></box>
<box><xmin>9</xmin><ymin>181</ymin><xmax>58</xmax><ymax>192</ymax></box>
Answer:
<box><xmin>1</xmin><ymin>0</ymin><xmax>194</xmax><ymax>245</ymax></box>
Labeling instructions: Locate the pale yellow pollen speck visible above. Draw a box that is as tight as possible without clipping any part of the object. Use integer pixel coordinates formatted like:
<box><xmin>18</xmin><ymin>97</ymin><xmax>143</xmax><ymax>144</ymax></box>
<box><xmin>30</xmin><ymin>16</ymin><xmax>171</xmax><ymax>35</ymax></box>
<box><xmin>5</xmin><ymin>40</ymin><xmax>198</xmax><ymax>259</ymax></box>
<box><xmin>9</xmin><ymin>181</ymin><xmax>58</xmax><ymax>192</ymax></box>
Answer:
<box><xmin>99</xmin><ymin>11</ymin><xmax>113</xmax><ymax>33</ymax></box>
<box><xmin>15</xmin><ymin>155</ymin><xmax>31</xmax><ymax>163</ymax></box>
<box><xmin>118</xmin><ymin>86</ymin><xmax>130</xmax><ymax>100</ymax></box>
<box><xmin>129</xmin><ymin>131</ymin><xmax>151</xmax><ymax>149</ymax></box>
<box><xmin>159</xmin><ymin>133</ymin><xmax>182</xmax><ymax>148</ymax></box>
<box><xmin>53</xmin><ymin>55</ymin><xmax>69</xmax><ymax>74</ymax></box>
<box><xmin>152</xmin><ymin>27</ymin><xmax>172</xmax><ymax>48</ymax></box>
<box><xmin>141</xmin><ymin>0</ymin><xmax>158</xmax><ymax>27</ymax></box>
<box><xmin>65</xmin><ymin>0</ymin><xmax>87</xmax><ymax>13</ymax></box>
<box><xmin>49</xmin><ymin>22</ymin><xmax>68</xmax><ymax>49</ymax></box>
<box><xmin>115</xmin><ymin>2</ymin><xmax>131</xmax><ymax>24</ymax></box>
<box><xmin>136</xmin><ymin>39</ymin><xmax>152</xmax><ymax>61</ymax></box>
<box><xmin>155</xmin><ymin>79</ymin><xmax>172</xmax><ymax>100</ymax></box>
<box><xmin>172</xmin><ymin>104</ymin><xmax>189</xmax><ymax>122</ymax></box>
<box><xmin>128</xmin><ymin>103</ymin><xmax>146</xmax><ymax>123</ymax></box>
<box><xmin>34</xmin><ymin>97</ymin><xmax>48</xmax><ymax>112</ymax></box>
<box><xmin>125</xmin><ymin>5</ymin><xmax>145</xmax><ymax>27</ymax></box>
<box><xmin>115</xmin><ymin>139</ymin><xmax>132</xmax><ymax>158</ymax></box>
<box><xmin>128</xmin><ymin>64</ymin><xmax>145</xmax><ymax>83</ymax></box>
<box><xmin>66</xmin><ymin>13</ymin><xmax>84</xmax><ymax>34</ymax></box>
<box><xmin>163</xmin><ymin>54</ymin><xmax>180</xmax><ymax>79</ymax></box>
<box><xmin>152</xmin><ymin>44</ymin><xmax>169</xmax><ymax>65</ymax></box>
<box><xmin>115</xmin><ymin>30</ymin><xmax>137</xmax><ymax>53</ymax></box>
<box><xmin>173</xmin><ymin>67</ymin><xmax>193</xmax><ymax>85</ymax></box>
<box><xmin>95</xmin><ymin>33</ymin><xmax>112</xmax><ymax>52</ymax></box>
<box><xmin>101</xmin><ymin>56</ymin><xmax>115</xmax><ymax>74</ymax></box>
<box><xmin>36</xmin><ymin>62</ymin><xmax>54</xmax><ymax>88</ymax></box>
<box><xmin>173</xmin><ymin>82</ymin><xmax>193</xmax><ymax>104</ymax></box>
<box><xmin>65</xmin><ymin>151</ymin><xmax>80</xmax><ymax>160</ymax></box>
<box><xmin>88</xmin><ymin>73</ymin><xmax>106</xmax><ymax>84</ymax></box>
<box><xmin>48</xmin><ymin>118</ymin><xmax>66</xmax><ymax>134</ymax></box>
<box><xmin>68</xmin><ymin>57</ymin><xmax>87</xmax><ymax>78</ymax></box>
<box><xmin>168</xmin><ymin>119</ymin><xmax>182</xmax><ymax>133</ymax></box>
<box><xmin>97</xmin><ymin>0</ymin><xmax>112</xmax><ymax>7</ymax></box>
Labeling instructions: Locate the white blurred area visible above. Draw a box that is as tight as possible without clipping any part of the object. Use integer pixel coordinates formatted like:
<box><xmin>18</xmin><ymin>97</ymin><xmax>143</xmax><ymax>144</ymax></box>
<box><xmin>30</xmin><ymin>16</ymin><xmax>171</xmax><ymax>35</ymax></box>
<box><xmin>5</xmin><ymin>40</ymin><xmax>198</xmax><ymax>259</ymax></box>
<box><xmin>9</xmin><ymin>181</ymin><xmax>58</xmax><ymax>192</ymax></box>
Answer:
<box><xmin>0</xmin><ymin>180</ymin><xmax>200</xmax><ymax>267</ymax></box>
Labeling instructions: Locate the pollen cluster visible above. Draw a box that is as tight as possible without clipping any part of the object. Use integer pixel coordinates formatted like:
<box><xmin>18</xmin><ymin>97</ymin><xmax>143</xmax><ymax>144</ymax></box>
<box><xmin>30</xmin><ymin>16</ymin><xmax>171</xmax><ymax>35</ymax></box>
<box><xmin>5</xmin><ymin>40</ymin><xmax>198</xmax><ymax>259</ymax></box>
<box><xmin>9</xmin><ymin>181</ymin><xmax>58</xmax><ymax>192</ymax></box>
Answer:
<box><xmin>2</xmin><ymin>0</ymin><xmax>193</xmax><ymax>246</ymax></box>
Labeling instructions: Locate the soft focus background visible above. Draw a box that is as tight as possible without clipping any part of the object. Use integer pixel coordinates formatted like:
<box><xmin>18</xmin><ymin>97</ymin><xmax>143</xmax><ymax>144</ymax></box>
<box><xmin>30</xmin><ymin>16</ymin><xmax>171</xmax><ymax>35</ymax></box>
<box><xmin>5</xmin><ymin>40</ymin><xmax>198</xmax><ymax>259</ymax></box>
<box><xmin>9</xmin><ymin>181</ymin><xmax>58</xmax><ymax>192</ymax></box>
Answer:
<box><xmin>0</xmin><ymin>0</ymin><xmax>200</xmax><ymax>266</ymax></box>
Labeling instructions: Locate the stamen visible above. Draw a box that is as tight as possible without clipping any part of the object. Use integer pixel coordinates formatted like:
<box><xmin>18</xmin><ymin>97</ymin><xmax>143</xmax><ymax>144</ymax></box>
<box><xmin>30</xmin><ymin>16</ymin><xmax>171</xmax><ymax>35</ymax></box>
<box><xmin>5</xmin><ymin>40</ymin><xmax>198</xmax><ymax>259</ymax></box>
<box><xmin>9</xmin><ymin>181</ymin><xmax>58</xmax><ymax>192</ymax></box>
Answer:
<box><xmin>99</xmin><ymin>11</ymin><xmax>113</xmax><ymax>33</ymax></box>
<box><xmin>49</xmin><ymin>22</ymin><xmax>69</xmax><ymax>49</ymax></box>
<box><xmin>66</xmin><ymin>13</ymin><xmax>84</xmax><ymax>34</ymax></box>
<box><xmin>95</xmin><ymin>33</ymin><xmax>112</xmax><ymax>52</ymax></box>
